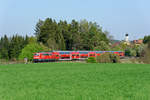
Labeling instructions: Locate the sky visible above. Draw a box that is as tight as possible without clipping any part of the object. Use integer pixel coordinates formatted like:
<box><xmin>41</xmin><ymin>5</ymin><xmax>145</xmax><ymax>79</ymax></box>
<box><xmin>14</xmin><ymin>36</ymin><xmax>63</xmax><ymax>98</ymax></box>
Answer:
<box><xmin>0</xmin><ymin>0</ymin><xmax>150</xmax><ymax>40</ymax></box>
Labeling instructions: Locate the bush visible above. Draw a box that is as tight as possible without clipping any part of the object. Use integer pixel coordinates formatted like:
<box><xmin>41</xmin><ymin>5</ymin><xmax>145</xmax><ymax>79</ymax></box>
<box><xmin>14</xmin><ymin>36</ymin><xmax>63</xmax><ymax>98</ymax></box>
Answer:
<box><xmin>96</xmin><ymin>53</ymin><xmax>120</xmax><ymax>63</ymax></box>
<box><xmin>86</xmin><ymin>57</ymin><xmax>97</xmax><ymax>63</ymax></box>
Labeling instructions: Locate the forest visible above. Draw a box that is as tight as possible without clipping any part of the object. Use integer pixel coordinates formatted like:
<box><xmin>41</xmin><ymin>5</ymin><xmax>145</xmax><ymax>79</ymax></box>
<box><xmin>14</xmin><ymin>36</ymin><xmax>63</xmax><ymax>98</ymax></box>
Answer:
<box><xmin>0</xmin><ymin>18</ymin><xmax>111</xmax><ymax>60</ymax></box>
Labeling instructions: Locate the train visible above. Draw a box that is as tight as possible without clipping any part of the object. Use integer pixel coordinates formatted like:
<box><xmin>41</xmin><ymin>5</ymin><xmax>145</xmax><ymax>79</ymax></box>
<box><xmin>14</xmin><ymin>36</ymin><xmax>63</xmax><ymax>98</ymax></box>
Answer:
<box><xmin>33</xmin><ymin>51</ymin><xmax>124</xmax><ymax>62</ymax></box>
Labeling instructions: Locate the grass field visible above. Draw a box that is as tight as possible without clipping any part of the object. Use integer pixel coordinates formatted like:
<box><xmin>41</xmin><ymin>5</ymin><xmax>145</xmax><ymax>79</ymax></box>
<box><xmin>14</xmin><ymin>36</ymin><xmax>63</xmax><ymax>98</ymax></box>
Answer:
<box><xmin>0</xmin><ymin>63</ymin><xmax>150</xmax><ymax>100</ymax></box>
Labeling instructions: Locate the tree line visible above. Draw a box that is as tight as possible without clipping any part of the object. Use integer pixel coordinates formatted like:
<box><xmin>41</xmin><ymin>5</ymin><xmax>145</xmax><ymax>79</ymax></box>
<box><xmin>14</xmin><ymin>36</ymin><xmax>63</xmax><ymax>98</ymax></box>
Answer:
<box><xmin>0</xmin><ymin>18</ymin><xmax>111</xmax><ymax>60</ymax></box>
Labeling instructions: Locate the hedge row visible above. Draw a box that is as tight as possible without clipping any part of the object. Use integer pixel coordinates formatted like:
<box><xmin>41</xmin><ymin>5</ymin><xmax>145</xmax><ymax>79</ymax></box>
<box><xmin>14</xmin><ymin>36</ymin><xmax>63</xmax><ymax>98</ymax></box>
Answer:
<box><xmin>86</xmin><ymin>53</ymin><xmax>120</xmax><ymax>63</ymax></box>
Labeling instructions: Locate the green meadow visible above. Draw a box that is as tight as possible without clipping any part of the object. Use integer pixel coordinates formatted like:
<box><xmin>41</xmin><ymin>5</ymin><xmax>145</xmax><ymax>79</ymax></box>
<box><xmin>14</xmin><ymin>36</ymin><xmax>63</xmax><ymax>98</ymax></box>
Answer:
<box><xmin>0</xmin><ymin>63</ymin><xmax>150</xmax><ymax>100</ymax></box>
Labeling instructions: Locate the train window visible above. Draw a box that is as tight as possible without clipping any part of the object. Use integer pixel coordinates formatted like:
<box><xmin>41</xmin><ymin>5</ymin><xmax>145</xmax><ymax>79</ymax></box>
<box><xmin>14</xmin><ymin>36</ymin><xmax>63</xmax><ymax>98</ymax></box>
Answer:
<box><xmin>34</xmin><ymin>53</ymin><xmax>40</xmax><ymax>56</ymax></box>
<box><xmin>59</xmin><ymin>52</ymin><xmax>70</xmax><ymax>54</ymax></box>
<box><xmin>79</xmin><ymin>52</ymin><xmax>88</xmax><ymax>54</ymax></box>
<box><xmin>72</xmin><ymin>54</ymin><xmax>79</xmax><ymax>56</ymax></box>
<box><xmin>80</xmin><ymin>56</ymin><xmax>88</xmax><ymax>58</ymax></box>
<box><xmin>43</xmin><ymin>54</ymin><xmax>51</xmax><ymax>56</ymax></box>
<box><xmin>90</xmin><ymin>54</ymin><xmax>95</xmax><ymax>56</ymax></box>
<box><xmin>95</xmin><ymin>51</ymin><xmax>103</xmax><ymax>53</ymax></box>
<box><xmin>43</xmin><ymin>54</ymin><xmax>48</xmax><ymax>56</ymax></box>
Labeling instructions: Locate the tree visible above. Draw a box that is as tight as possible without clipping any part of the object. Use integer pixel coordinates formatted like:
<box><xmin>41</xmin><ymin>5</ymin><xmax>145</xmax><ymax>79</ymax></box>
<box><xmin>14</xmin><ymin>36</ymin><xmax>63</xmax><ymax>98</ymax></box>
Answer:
<box><xmin>94</xmin><ymin>41</ymin><xmax>110</xmax><ymax>51</ymax></box>
<box><xmin>9</xmin><ymin>35</ymin><xmax>26</xmax><ymax>60</ymax></box>
<box><xmin>70</xmin><ymin>20</ymin><xmax>81</xmax><ymax>50</ymax></box>
<box><xmin>134</xmin><ymin>44</ymin><xmax>145</xmax><ymax>57</ymax></box>
<box><xmin>34</xmin><ymin>19</ymin><xmax>44</xmax><ymax>37</ymax></box>
<box><xmin>37</xmin><ymin>18</ymin><xmax>66</xmax><ymax>50</ymax></box>
<box><xmin>28</xmin><ymin>36</ymin><xmax>37</xmax><ymax>43</ymax></box>
<box><xmin>0</xmin><ymin>35</ymin><xmax>9</xmax><ymax>59</ymax></box>
<box><xmin>58</xmin><ymin>20</ymin><xmax>71</xmax><ymax>50</ymax></box>
<box><xmin>104</xmin><ymin>30</ymin><xmax>114</xmax><ymax>41</ymax></box>
<box><xmin>143</xmin><ymin>35</ymin><xmax>150</xmax><ymax>44</ymax></box>
<box><xmin>79</xmin><ymin>19</ymin><xmax>90</xmax><ymax>50</ymax></box>
<box><xmin>111</xmin><ymin>42</ymin><xmax>127</xmax><ymax>51</ymax></box>
<box><xmin>55</xmin><ymin>31</ymin><xmax>66</xmax><ymax>50</ymax></box>
<box><xmin>24</xmin><ymin>35</ymin><xmax>29</xmax><ymax>45</ymax></box>
<box><xmin>125</xmin><ymin>47</ymin><xmax>137</xmax><ymax>57</ymax></box>
<box><xmin>0</xmin><ymin>48</ymin><xmax>9</xmax><ymax>60</ymax></box>
<box><xmin>140</xmin><ymin>42</ymin><xmax>150</xmax><ymax>63</ymax></box>
<box><xmin>88</xmin><ymin>22</ymin><xmax>109</xmax><ymax>50</ymax></box>
<box><xmin>19</xmin><ymin>43</ymin><xmax>43</xmax><ymax>61</ymax></box>
<box><xmin>46</xmin><ymin>38</ymin><xmax>58</xmax><ymax>50</ymax></box>
<box><xmin>112</xmin><ymin>45</ymin><xmax>122</xmax><ymax>51</ymax></box>
<box><xmin>38</xmin><ymin>18</ymin><xmax>54</xmax><ymax>44</ymax></box>
<box><xmin>40</xmin><ymin>43</ymin><xmax>51</xmax><ymax>51</ymax></box>
<box><xmin>0</xmin><ymin>35</ymin><xmax>29</xmax><ymax>60</ymax></box>
<box><xmin>55</xmin><ymin>23</ymin><xmax>66</xmax><ymax>50</ymax></box>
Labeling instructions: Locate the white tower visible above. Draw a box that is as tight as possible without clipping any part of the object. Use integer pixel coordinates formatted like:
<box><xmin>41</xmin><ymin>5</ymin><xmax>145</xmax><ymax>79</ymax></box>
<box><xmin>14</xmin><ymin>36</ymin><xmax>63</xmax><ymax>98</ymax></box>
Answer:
<box><xmin>124</xmin><ymin>34</ymin><xmax>130</xmax><ymax>45</ymax></box>
<box><xmin>125</xmin><ymin>34</ymin><xmax>129</xmax><ymax>42</ymax></box>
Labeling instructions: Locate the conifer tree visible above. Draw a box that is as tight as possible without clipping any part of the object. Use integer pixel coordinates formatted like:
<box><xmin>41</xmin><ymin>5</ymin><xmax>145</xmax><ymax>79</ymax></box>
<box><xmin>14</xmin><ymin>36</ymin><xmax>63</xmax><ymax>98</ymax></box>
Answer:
<box><xmin>0</xmin><ymin>35</ymin><xmax>9</xmax><ymax>59</ymax></box>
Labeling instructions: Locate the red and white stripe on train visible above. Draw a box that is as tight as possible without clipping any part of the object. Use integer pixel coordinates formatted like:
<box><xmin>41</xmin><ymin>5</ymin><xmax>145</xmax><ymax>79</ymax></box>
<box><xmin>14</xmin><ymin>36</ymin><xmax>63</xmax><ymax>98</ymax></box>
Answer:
<box><xmin>33</xmin><ymin>51</ymin><xmax>124</xmax><ymax>62</ymax></box>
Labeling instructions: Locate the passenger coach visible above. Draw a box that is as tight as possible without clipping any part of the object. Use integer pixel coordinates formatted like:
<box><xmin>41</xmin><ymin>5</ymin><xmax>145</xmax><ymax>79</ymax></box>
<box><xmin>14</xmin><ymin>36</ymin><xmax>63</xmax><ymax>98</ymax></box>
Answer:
<box><xmin>33</xmin><ymin>51</ymin><xmax>124</xmax><ymax>62</ymax></box>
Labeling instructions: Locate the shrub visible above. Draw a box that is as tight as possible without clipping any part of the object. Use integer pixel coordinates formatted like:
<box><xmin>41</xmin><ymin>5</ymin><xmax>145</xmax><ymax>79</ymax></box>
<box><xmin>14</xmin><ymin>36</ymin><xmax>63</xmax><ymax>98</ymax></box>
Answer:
<box><xmin>96</xmin><ymin>53</ymin><xmax>111</xmax><ymax>63</ymax></box>
<box><xmin>86</xmin><ymin>57</ymin><xmax>97</xmax><ymax>63</ymax></box>
<box><xmin>110</xmin><ymin>53</ymin><xmax>120</xmax><ymax>63</ymax></box>
<box><xmin>130</xmin><ymin>49</ymin><xmax>137</xmax><ymax>57</ymax></box>
<box><xmin>96</xmin><ymin>53</ymin><xmax>120</xmax><ymax>63</ymax></box>
<box><xmin>125</xmin><ymin>48</ymin><xmax>137</xmax><ymax>57</ymax></box>
<box><xmin>135</xmin><ymin>44</ymin><xmax>145</xmax><ymax>57</ymax></box>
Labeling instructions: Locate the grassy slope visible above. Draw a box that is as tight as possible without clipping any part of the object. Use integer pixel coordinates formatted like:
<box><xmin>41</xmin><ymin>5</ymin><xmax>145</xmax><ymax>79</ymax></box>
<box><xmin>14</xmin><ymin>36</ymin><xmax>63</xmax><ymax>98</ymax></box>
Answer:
<box><xmin>0</xmin><ymin>63</ymin><xmax>150</xmax><ymax>100</ymax></box>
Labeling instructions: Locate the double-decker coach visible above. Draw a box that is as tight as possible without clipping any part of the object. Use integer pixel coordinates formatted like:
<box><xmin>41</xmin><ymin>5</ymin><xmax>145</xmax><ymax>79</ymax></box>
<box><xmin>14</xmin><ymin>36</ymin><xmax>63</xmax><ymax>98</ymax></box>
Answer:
<box><xmin>71</xmin><ymin>51</ymin><xmax>80</xmax><ymax>60</ymax></box>
<box><xmin>33</xmin><ymin>52</ymin><xmax>59</xmax><ymax>62</ymax></box>
<box><xmin>33</xmin><ymin>51</ymin><xmax>124</xmax><ymax>62</ymax></box>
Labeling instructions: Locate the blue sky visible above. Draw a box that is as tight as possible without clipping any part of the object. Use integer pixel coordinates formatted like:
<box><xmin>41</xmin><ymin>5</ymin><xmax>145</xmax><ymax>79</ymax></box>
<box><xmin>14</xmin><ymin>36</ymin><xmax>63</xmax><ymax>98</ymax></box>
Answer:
<box><xmin>0</xmin><ymin>0</ymin><xmax>150</xmax><ymax>40</ymax></box>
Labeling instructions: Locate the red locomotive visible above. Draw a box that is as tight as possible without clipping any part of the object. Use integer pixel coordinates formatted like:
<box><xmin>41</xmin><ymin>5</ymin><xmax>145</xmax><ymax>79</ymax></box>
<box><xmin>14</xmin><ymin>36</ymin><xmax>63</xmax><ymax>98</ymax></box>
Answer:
<box><xmin>33</xmin><ymin>51</ymin><xmax>124</xmax><ymax>62</ymax></box>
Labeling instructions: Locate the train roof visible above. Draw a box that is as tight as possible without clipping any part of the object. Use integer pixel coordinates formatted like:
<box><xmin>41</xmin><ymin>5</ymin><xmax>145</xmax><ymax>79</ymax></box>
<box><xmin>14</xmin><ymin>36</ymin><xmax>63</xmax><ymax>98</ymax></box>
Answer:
<box><xmin>52</xmin><ymin>51</ymin><xmax>124</xmax><ymax>52</ymax></box>
<box><xmin>34</xmin><ymin>51</ymin><xmax>124</xmax><ymax>54</ymax></box>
